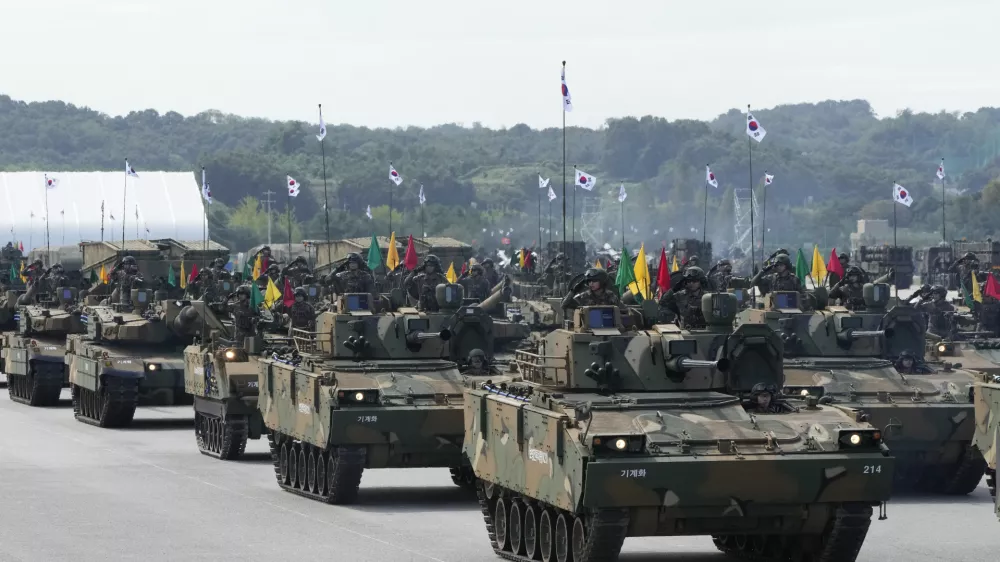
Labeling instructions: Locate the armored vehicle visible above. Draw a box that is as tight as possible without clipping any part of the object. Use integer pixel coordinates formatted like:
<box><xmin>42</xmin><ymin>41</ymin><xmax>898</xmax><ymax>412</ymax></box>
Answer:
<box><xmin>739</xmin><ymin>285</ymin><xmax>983</xmax><ymax>493</ymax></box>
<box><xmin>66</xmin><ymin>288</ymin><xmax>214</xmax><ymax>427</ymax></box>
<box><xmin>3</xmin><ymin>285</ymin><xmax>85</xmax><ymax>406</ymax></box>
<box><xmin>466</xmin><ymin>294</ymin><xmax>893</xmax><ymax>562</ymax></box>
<box><xmin>972</xmin><ymin>372</ymin><xmax>1000</xmax><ymax>522</ymax></box>
<box><xmin>0</xmin><ymin>248</ymin><xmax>27</xmax><ymax>335</ymax></box>
<box><xmin>257</xmin><ymin>285</ymin><xmax>517</xmax><ymax>504</ymax></box>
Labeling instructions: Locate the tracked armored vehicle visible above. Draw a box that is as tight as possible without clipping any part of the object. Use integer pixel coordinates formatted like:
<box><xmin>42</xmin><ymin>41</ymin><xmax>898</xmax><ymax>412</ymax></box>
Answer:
<box><xmin>257</xmin><ymin>285</ymin><xmax>517</xmax><ymax>504</ymax></box>
<box><xmin>466</xmin><ymin>294</ymin><xmax>893</xmax><ymax>562</ymax></box>
<box><xmin>739</xmin><ymin>285</ymin><xmax>983</xmax><ymax>494</ymax></box>
<box><xmin>66</xmin><ymin>287</ymin><xmax>212</xmax><ymax>427</ymax></box>
<box><xmin>972</xmin><ymin>372</ymin><xmax>1000</xmax><ymax>521</ymax></box>
<box><xmin>3</xmin><ymin>285</ymin><xmax>84</xmax><ymax>406</ymax></box>
<box><xmin>0</xmin><ymin>244</ymin><xmax>26</xmax><ymax>334</ymax></box>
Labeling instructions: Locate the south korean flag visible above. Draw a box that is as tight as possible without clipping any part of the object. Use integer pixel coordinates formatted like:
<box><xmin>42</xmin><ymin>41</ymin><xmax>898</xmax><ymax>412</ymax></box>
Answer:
<box><xmin>893</xmin><ymin>183</ymin><xmax>913</xmax><ymax>207</ymax></box>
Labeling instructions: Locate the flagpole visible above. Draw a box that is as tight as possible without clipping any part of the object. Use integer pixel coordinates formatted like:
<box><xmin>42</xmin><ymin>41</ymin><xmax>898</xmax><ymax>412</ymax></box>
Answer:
<box><xmin>940</xmin><ymin>159</ymin><xmax>946</xmax><ymax>244</ymax></box>
<box><xmin>122</xmin><ymin>159</ymin><xmax>128</xmax><ymax>250</ymax></box>
<box><xmin>135</xmin><ymin>205</ymin><xmax>139</xmax><ymax>240</ymax></box>
<box><xmin>760</xmin><ymin>171</ymin><xmax>767</xmax><ymax>255</ymax></box>
<box><xmin>101</xmin><ymin>200</ymin><xmax>105</xmax><ymax>242</ymax></box>
<box><xmin>201</xmin><ymin>167</ymin><xmax>208</xmax><ymax>251</ymax></box>
<box><xmin>893</xmin><ymin>181</ymin><xmax>898</xmax><ymax>299</ymax></box>
<box><xmin>620</xmin><ymin>198</ymin><xmax>625</xmax><ymax>250</ymax></box>
<box><xmin>537</xmin><ymin>176</ymin><xmax>541</xmax><ymax>253</ymax></box>
<box><xmin>388</xmin><ymin>161</ymin><xmax>395</xmax><ymax>240</ymax></box>
<box><xmin>420</xmin><ymin>194</ymin><xmax>425</xmax><ymax>239</ymax></box>
<box><xmin>319</xmin><ymin>104</ymin><xmax>332</xmax><ymax>267</ymax></box>
<box><xmin>44</xmin><ymin>175</ymin><xmax>51</xmax><ymax>265</ymax></box>
<box><xmin>287</xmin><ymin>190</ymin><xmax>292</xmax><ymax>260</ymax></box>
<box><xmin>561</xmin><ymin>61</ymin><xmax>567</xmax><ymax>256</ymax></box>
<box><xmin>702</xmin><ymin>170</ymin><xmax>709</xmax><ymax>247</ymax></box>
<box><xmin>747</xmin><ymin>107</ymin><xmax>756</xmax><ymax>289</ymax></box>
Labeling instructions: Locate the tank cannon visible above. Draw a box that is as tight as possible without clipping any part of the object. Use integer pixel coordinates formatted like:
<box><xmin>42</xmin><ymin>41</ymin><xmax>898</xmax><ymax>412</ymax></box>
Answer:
<box><xmin>466</xmin><ymin>292</ymin><xmax>892</xmax><ymax>562</ymax></box>
<box><xmin>738</xmin><ymin>282</ymin><xmax>984</xmax><ymax>494</ymax></box>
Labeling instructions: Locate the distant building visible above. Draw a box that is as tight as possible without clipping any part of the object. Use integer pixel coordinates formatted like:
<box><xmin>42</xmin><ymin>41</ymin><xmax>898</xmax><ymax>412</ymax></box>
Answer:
<box><xmin>1</xmin><ymin>171</ymin><xmax>207</xmax><ymax>252</ymax></box>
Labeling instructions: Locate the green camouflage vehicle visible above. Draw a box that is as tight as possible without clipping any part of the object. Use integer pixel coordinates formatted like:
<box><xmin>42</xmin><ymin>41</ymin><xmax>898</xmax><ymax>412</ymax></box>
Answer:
<box><xmin>738</xmin><ymin>284</ymin><xmax>983</xmax><ymax>494</ymax></box>
<box><xmin>2</xmin><ymin>285</ymin><xmax>84</xmax><ymax>406</ymax></box>
<box><xmin>258</xmin><ymin>285</ymin><xmax>517</xmax><ymax>504</ymax></box>
<box><xmin>66</xmin><ymin>288</ymin><xmax>211</xmax><ymax>427</ymax></box>
<box><xmin>972</xmin><ymin>372</ymin><xmax>1000</xmax><ymax>521</ymax></box>
<box><xmin>466</xmin><ymin>294</ymin><xmax>894</xmax><ymax>562</ymax></box>
<box><xmin>0</xmin><ymin>243</ymin><xmax>26</xmax><ymax>335</ymax></box>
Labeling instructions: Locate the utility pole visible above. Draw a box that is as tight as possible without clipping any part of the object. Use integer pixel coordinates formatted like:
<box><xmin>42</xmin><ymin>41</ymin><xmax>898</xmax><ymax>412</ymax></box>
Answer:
<box><xmin>262</xmin><ymin>190</ymin><xmax>276</xmax><ymax>245</ymax></box>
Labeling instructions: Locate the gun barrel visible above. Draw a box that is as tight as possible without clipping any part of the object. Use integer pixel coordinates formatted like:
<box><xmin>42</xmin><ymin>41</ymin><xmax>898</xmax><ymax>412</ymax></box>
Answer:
<box><xmin>405</xmin><ymin>328</ymin><xmax>452</xmax><ymax>344</ymax></box>
<box><xmin>851</xmin><ymin>330</ymin><xmax>885</xmax><ymax>338</ymax></box>
<box><xmin>666</xmin><ymin>356</ymin><xmax>720</xmax><ymax>373</ymax></box>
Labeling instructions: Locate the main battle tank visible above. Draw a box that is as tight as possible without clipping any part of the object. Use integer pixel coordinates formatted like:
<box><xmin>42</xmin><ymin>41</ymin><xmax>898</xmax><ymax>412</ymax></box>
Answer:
<box><xmin>972</xmin><ymin>372</ymin><xmax>1000</xmax><ymax>522</ymax></box>
<box><xmin>2</xmin><ymin>284</ymin><xmax>85</xmax><ymax>406</ymax></box>
<box><xmin>466</xmin><ymin>293</ymin><xmax>893</xmax><ymax>562</ymax></box>
<box><xmin>184</xmin><ymin>282</ymin><xmax>294</xmax><ymax>460</ymax></box>
<box><xmin>257</xmin><ymin>284</ymin><xmax>517</xmax><ymax>504</ymax></box>
<box><xmin>738</xmin><ymin>284</ymin><xmax>983</xmax><ymax>493</ymax></box>
<box><xmin>66</xmin><ymin>287</ymin><xmax>213</xmax><ymax>427</ymax></box>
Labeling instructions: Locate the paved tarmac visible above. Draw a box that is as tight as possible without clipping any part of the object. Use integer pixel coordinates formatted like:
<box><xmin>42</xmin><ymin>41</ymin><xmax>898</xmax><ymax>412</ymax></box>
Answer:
<box><xmin>0</xmin><ymin>387</ymin><xmax>997</xmax><ymax>562</ymax></box>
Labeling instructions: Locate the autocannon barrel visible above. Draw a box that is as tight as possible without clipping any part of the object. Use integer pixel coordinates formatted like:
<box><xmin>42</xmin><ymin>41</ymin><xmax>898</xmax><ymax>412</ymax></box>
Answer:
<box><xmin>666</xmin><ymin>356</ymin><xmax>730</xmax><ymax>373</ymax></box>
<box><xmin>405</xmin><ymin>328</ymin><xmax>452</xmax><ymax>345</ymax></box>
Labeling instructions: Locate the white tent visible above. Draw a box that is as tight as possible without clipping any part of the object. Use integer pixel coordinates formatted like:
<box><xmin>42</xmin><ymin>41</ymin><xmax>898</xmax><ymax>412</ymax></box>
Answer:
<box><xmin>0</xmin><ymin>171</ymin><xmax>207</xmax><ymax>252</ymax></box>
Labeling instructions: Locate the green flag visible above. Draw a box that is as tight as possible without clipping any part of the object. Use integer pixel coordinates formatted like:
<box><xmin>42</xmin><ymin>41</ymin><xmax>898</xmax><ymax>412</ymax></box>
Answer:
<box><xmin>615</xmin><ymin>246</ymin><xmax>637</xmax><ymax>297</ymax></box>
<box><xmin>366</xmin><ymin>233</ymin><xmax>381</xmax><ymax>270</ymax></box>
<box><xmin>9</xmin><ymin>264</ymin><xmax>16</xmax><ymax>283</ymax></box>
<box><xmin>250</xmin><ymin>281</ymin><xmax>265</xmax><ymax>309</ymax></box>
<box><xmin>794</xmin><ymin>248</ymin><xmax>809</xmax><ymax>284</ymax></box>
<box><xmin>242</xmin><ymin>257</ymin><xmax>252</xmax><ymax>280</ymax></box>
<box><xmin>89</xmin><ymin>269</ymin><xmax>98</xmax><ymax>284</ymax></box>
<box><xmin>167</xmin><ymin>264</ymin><xmax>176</xmax><ymax>287</ymax></box>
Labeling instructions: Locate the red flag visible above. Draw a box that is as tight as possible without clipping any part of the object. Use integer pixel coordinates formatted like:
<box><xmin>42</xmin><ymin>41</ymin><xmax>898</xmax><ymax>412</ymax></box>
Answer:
<box><xmin>188</xmin><ymin>263</ymin><xmax>200</xmax><ymax>284</ymax></box>
<box><xmin>826</xmin><ymin>248</ymin><xmax>844</xmax><ymax>279</ymax></box>
<box><xmin>524</xmin><ymin>248</ymin><xmax>533</xmax><ymax>269</ymax></box>
<box><xmin>656</xmin><ymin>247</ymin><xmax>671</xmax><ymax>295</ymax></box>
<box><xmin>986</xmin><ymin>273</ymin><xmax>1000</xmax><ymax>301</ymax></box>
<box><xmin>18</xmin><ymin>241</ymin><xmax>23</xmax><ymax>252</ymax></box>
<box><xmin>460</xmin><ymin>261</ymin><xmax>467</xmax><ymax>275</ymax></box>
<box><xmin>282</xmin><ymin>277</ymin><xmax>295</xmax><ymax>308</ymax></box>
<box><xmin>403</xmin><ymin>235</ymin><xmax>418</xmax><ymax>270</ymax></box>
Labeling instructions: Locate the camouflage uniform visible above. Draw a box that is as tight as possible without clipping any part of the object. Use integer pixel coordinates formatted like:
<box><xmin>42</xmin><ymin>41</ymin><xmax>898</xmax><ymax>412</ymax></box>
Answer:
<box><xmin>826</xmin><ymin>253</ymin><xmax>849</xmax><ymax>287</ymax></box>
<box><xmin>460</xmin><ymin>265</ymin><xmax>492</xmax><ymax>301</ymax></box>
<box><xmin>561</xmin><ymin>268</ymin><xmax>624</xmax><ymax>311</ymax></box>
<box><xmin>481</xmin><ymin>259</ymin><xmax>500</xmax><ymax>288</ymax></box>
<box><xmin>829</xmin><ymin>266</ymin><xmax>866</xmax><ymax>310</ymax></box>
<box><xmin>950</xmin><ymin>253</ymin><xmax>980</xmax><ymax>298</ymax></box>
<box><xmin>405</xmin><ymin>255</ymin><xmax>448</xmax><ymax>311</ymax></box>
<box><xmin>658</xmin><ymin>267</ymin><xmax>708</xmax><ymax>329</ymax></box>
<box><xmin>230</xmin><ymin>285</ymin><xmax>258</xmax><ymax>342</ymax></box>
<box><xmin>287</xmin><ymin>287</ymin><xmax>316</xmax><ymax>330</ymax></box>
<box><xmin>335</xmin><ymin>267</ymin><xmax>375</xmax><ymax>294</ymax></box>
<box><xmin>462</xmin><ymin>348</ymin><xmax>497</xmax><ymax>376</ymax></box>
<box><xmin>752</xmin><ymin>254</ymin><xmax>802</xmax><ymax>295</ymax></box>
<box><xmin>747</xmin><ymin>383</ymin><xmax>794</xmax><ymax>414</ymax></box>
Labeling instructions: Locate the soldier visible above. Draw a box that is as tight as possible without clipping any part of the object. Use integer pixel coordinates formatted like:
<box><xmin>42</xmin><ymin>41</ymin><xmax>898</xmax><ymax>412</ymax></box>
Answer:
<box><xmin>658</xmin><ymin>266</ymin><xmax>709</xmax><ymax>328</ymax></box>
<box><xmin>44</xmin><ymin>263</ymin><xmax>69</xmax><ymax>292</ymax></box>
<box><xmin>746</xmin><ymin>383</ymin><xmax>794</xmax><ymax>413</ymax></box>
<box><xmin>912</xmin><ymin>285</ymin><xmax>954</xmax><ymax>337</ymax></box>
<box><xmin>185</xmin><ymin>268</ymin><xmax>215</xmax><ymax>301</ymax></box>
<box><xmin>460</xmin><ymin>264</ymin><xmax>492</xmax><ymax>301</ymax></box>
<box><xmin>894</xmin><ymin>350</ymin><xmax>931</xmax><ymax>374</ymax></box>
<box><xmin>335</xmin><ymin>253</ymin><xmax>376</xmax><ymax>295</ymax></box>
<box><xmin>827</xmin><ymin>252</ymin><xmax>851</xmax><ymax>287</ymax></box>
<box><xmin>462</xmin><ymin>349</ymin><xmax>496</xmax><ymax>376</ymax></box>
<box><xmin>230</xmin><ymin>285</ymin><xmax>259</xmax><ymax>343</ymax></box>
<box><xmin>209</xmin><ymin>257</ymin><xmax>227</xmax><ymax>280</ymax></box>
<box><xmin>751</xmin><ymin>254</ymin><xmax>802</xmax><ymax>296</ymax></box>
<box><xmin>829</xmin><ymin>266</ymin><xmax>867</xmax><ymax>310</ymax></box>
<box><xmin>950</xmin><ymin>252</ymin><xmax>981</xmax><ymax>298</ymax></box>
<box><xmin>287</xmin><ymin>287</ymin><xmax>316</xmax><ymax>332</ymax></box>
<box><xmin>683</xmin><ymin>255</ymin><xmax>700</xmax><ymax>271</ymax></box>
<box><xmin>480</xmin><ymin>258</ymin><xmax>500</xmax><ymax>287</ymax></box>
<box><xmin>404</xmin><ymin>255</ymin><xmax>448</xmax><ymax>311</ymax></box>
<box><xmin>561</xmin><ymin>268</ymin><xmax>624</xmax><ymax>310</ymax></box>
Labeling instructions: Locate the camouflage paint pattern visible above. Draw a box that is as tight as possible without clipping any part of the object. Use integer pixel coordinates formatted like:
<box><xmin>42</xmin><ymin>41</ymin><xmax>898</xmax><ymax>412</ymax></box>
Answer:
<box><xmin>465</xmin><ymin>298</ymin><xmax>893</xmax><ymax>537</ymax></box>
<box><xmin>928</xmin><ymin>340</ymin><xmax>1000</xmax><ymax>376</ymax></box>
<box><xmin>972</xmin><ymin>376</ymin><xmax>1000</xmax><ymax>522</ymax></box>
<box><xmin>66</xmin><ymin>334</ymin><xmax>186</xmax><ymax>401</ymax></box>
<box><xmin>738</xmin><ymin>290</ymin><xmax>980</xmax><ymax>479</ymax></box>
<box><xmin>183</xmin><ymin>344</ymin><xmax>260</xmax><ymax>402</ymax></box>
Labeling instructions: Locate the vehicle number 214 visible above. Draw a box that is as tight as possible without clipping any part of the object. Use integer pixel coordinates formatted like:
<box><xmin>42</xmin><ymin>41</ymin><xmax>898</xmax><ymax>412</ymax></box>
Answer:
<box><xmin>862</xmin><ymin>465</ymin><xmax>882</xmax><ymax>474</ymax></box>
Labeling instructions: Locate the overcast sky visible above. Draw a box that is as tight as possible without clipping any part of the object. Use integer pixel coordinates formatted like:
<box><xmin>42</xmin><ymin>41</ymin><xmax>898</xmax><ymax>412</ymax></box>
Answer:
<box><xmin>2</xmin><ymin>0</ymin><xmax>995</xmax><ymax>129</ymax></box>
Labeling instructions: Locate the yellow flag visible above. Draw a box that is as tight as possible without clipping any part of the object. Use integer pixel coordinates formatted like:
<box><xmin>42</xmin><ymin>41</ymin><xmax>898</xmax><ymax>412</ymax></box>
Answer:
<box><xmin>973</xmin><ymin>271</ymin><xmax>983</xmax><ymax>303</ymax></box>
<box><xmin>630</xmin><ymin>243</ymin><xmax>650</xmax><ymax>299</ymax></box>
<box><xmin>386</xmin><ymin>232</ymin><xmax>400</xmax><ymax>270</ymax></box>
<box><xmin>179</xmin><ymin>260</ymin><xmax>187</xmax><ymax>289</ymax></box>
<box><xmin>251</xmin><ymin>253</ymin><xmax>262</xmax><ymax>280</ymax></box>
<box><xmin>594</xmin><ymin>258</ymin><xmax>603</xmax><ymax>269</ymax></box>
<box><xmin>446</xmin><ymin>262</ymin><xmax>458</xmax><ymax>283</ymax></box>
<box><xmin>264</xmin><ymin>277</ymin><xmax>282</xmax><ymax>307</ymax></box>
<box><xmin>810</xmin><ymin>245</ymin><xmax>827</xmax><ymax>285</ymax></box>
<box><xmin>671</xmin><ymin>255</ymin><xmax>680</xmax><ymax>273</ymax></box>
<box><xmin>19</xmin><ymin>260</ymin><xmax>27</xmax><ymax>283</ymax></box>
<box><xmin>518</xmin><ymin>250</ymin><xmax>525</xmax><ymax>269</ymax></box>
<box><xmin>98</xmin><ymin>263</ymin><xmax>108</xmax><ymax>284</ymax></box>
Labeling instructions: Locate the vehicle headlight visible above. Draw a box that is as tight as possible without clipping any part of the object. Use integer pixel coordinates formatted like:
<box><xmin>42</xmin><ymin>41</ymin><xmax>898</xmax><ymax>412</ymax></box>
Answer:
<box><xmin>838</xmin><ymin>428</ymin><xmax>882</xmax><ymax>449</ymax></box>
<box><xmin>337</xmin><ymin>390</ymin><xmax>379</xmax><ymax>404</ymax></box>
<box><xmin>782</xmin><ymin>385</ymin><xmax>825</xmax><ymax>399</ymax></box>
<box><xmin>147</xmin><ymin>363</ymin><xmax>158</xmax><ymax>371</ymax></box>
<box><xmin>591</xmin><ymin>435</ymin><xmax>645</xmax><ymax>454</ymax></box>
<box><xmin>225</xmin><ymin>349</ymin><xmax>236</xmax><ymax>360</ymax></box>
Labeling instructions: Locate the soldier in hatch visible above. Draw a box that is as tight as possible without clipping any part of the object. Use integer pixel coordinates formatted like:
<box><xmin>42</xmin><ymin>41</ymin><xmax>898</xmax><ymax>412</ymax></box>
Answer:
<box><xmin>683</xmin><ymin>255</ymin><xmax>700</xmax><ymax>271</ymax></box>
<box><xmin>912</xmin><ymin>285</ymin><xmax>954</xmax><ymax>337</ymax></box>
<box><xmin>229</xmin><ymin>285</ymin><xmax>259</xmax><ymax>343</ymax></box>
<box><xmin>404</xmin><ymin>255</ymin><xmax>448</xmax><ymax>311</ymax></box>
<box><xmin>460</xmin><ymin>264</ymin><xmax>492</xmax><ymax>301</ymax></box>
<box><xmin>829</xmin><ymin>266</ymin><xmax>867</xmax><ymax>310</ymax></box>
<box><xmin>334</xmin><ymin>253</ymin><xmax>376</xmax><ymax>295</ymax></box>
<box><xmin>462</xmin><ymin>349</ymin><xmax>497</xmax><ymax>376</ymax></box>
<box><xmin>658</xmin><ymin>266</ymin><xmax>709</xmax><ymax>329</ymax></box>
<box><xmin>746</xmin><ymin>383</ymin><xmax>794</xmax><ymax>414</ymax></box>
<box><xmin>950</xmin><ymin>252</ymin><xmax>981</xmax><ymax>298</ymax></box>
<box><xmin>286</xmin><ymin>287</ymin><xmax>316</xmax><ymax>332</ymax></box>
<box><xmin>185</xmin><ymin>268</ymin><xmax>215</xmax><ymax>301</ymax></box>
<box><xmin>480</xmin><ymin>259</ymin><xmax>500</xmax><ymax>287</ymax></box>
<box><xmin>561</xmin><ymin>268</ymin><xmax>624</xmax><ymax>310</ymax></box>
<box><xmin>894</xmin><ymin>350</ymin><xmax>932</xmax><ymax>374</ymax></box>
<box><xmin>751</xmin><ymin>253</ymin><xmax>802</xmax><ymax>295</ymax></box>
<box><xmin>827</xmin><ymin>252</ymin><xmax>851</xmax><ymax>287</ymax></box>
<box><xmin>43</xmin><ymin>263</ymin><xmax>69</xmax><ymax>292</ymax></box>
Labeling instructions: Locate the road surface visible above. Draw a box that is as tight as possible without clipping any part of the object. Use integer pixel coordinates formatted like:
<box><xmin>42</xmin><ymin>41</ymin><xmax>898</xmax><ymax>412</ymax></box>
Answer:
<box><xmin>0</xmin><ymin>390</ymin><xmax>996</xmax><ymax>561</ymax></box>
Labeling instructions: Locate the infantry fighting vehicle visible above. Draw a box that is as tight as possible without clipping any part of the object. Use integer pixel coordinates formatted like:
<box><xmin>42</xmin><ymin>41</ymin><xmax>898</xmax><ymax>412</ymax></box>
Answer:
<box><xmin>466</xmin><ymin>294</ymin><xmax>893</xmax><ymax>562</ymax></box>
<box><xmin>2</xmin><ymin>284</ymin><xmax>85</xmax><ymax>406</ymax></box>
<box><xmin>739</xmin><ymin>285</ymin><xmax>983</xmax><ymax>493</ymax></box>
<box><xmin>184</xmin><ymin>282</ymin><xmax>295</xmax><ymax>460</ymax></box>
<box><xmin>972</xmin><ymin>372</ymin><xmax>1000</xmax><ymax>522</ymax></box>
<box><xmin>66</xmin><ymin>287</ymin><xmax>214</xmax><ymax>427</ymax></box>
<box><xmin>257</xmin><ymin>284</ymin><xmax>517</xmax><ymax>504</ymax></box>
